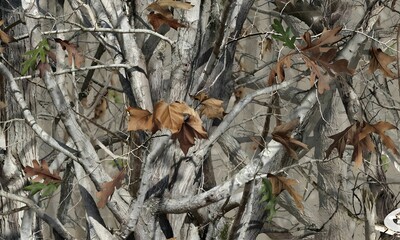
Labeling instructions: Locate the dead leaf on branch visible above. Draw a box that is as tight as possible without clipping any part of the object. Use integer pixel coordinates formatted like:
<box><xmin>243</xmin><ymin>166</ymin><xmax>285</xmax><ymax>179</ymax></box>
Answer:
<box><xmin>272</xmin><ymin>118</ymin><xmax>308</xmax><ymax>160</ymax></box>
<box><xmin>199</xmin><ymin>98</ymin><xmax>225</xmax><ymax>119</ymax></box>
<box><xmin>127</xmin><ymin>107</ymin><xmax>154</xmax><ymax>132</ymax></box>
<box><xmin>54</xmin><ymin>38</ymin><xmax>84</xmax><ymax>68</ymax></box>
<box><xmin>368</xmin><ymin>47</ymin><xmax>397</xmax><ymax>78</ymax></box>
<box><xmin>299</xmin><ymin>27</ymin><xmax>343</xmax><ymax>55</ymax></box>
<box><xmin>172</xmin><ymin>108</ymin><xmax>207</xmax><ymax>155</ymax></box>
<box><xmin>154</xmin><ymin>101</ymin><xmax>190</xmax><ymax>134</ymax></box>
<box><xmin>127</xmin><ymin>101</ymin><xmax>208</xmax><ymax>154</ymax></box>
<box><xmin>96</xmin><ymin>170</ymin><xmax>125</xmax><ymax>208</ymax></box>
<box><xmin>24</xmin><ymin>160</ymin><xmax>62</xmax><ymax>184</ymax></box>
<box><xmin>326</xmin><ymin>121</ymin><xmax>399</xmax><ymax>167</ymax></box>
<box><xmin>191</xmin><ymin>92</ymin><xmax>226</xmax><ymax>119</ymax></box>
<box><xmin>268</xmin><ymin>27</ymin><xmax>354</xmax><ymax>93</ymax></box>
<box><xmin>267</xmin><ymin>174</ymin><xmax>304</xmax><ymax>211</ymax></box>
<box><xmin>148</xmin><ymin>12</ymin><xmax>186</xmax><ymax>31</ymax></box>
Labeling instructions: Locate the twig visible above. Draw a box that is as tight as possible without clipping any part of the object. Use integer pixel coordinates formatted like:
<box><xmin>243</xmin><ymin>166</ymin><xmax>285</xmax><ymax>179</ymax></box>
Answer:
<box><xmin>0</xmin><ymin>190</ymin><xmax>74</xmax><ymax>239</ymax></box>
<box><xmin>14</xmin><ymin>27</ymin><xmax>174</xmax><ymax>45</ymax></box>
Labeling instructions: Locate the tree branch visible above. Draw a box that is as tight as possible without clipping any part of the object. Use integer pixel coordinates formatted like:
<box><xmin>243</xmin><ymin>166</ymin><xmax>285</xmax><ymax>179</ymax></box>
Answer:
<box><xmin>0</xmin><ymin>190</ymin><xmax>74</xmax><ymax>240</ymax></box>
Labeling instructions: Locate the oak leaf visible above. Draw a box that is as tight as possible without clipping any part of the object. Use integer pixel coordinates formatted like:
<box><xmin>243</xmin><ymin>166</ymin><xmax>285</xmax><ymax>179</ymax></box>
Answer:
<box><xmin>96</xmin><ymin>170</ymin><xmax>125</xmax><ymax>208</ymax></box>
<box><xmin>199</xmin><ymin>98</ymin><xmax>225</xmax><ymax>119</ymax></box>
<box><xmin>326</xmin><ymin>121</ymin><xmax>399</xmax><ymax>167</ymax></box>
<box><xmin>325</xmin><ymin>124</ymin><xmax>357</xmax><ymax>159</ymax></box>
<box><xmin>368</xmin><ymin>47</ymin><xmax>397</xmax><ymax>78</ymax></box>
<box><xmin>267</xmin><ymin>174</ymin><xmax>303</xmax><ymax>211</ymax></box>
<box><xmin>272</xmin><ymin>118</ymin><xmax>308</xmax><ymax>160</ymax></box>
<box><xmin>172</xmin><ymin>108</ymin><xmax>207</xmax><ymax>155</ymax></box>
<box><xmin>148</xmin><ymin>12</ymin><xmax>186</xmax><ymax>31</ymax></box>
<box><xmin>24</xmin><ymin>160</ymin><xmax>62</xmax><ymax>184</ymax></box>
<box><xmin>54</xmin><ymin>38</ymin><xmax>84</xmax><ymax>68</ymax></box>
<box><xmin>300</xmin><ymin>27</ymin><xmax>343</xmax><ymax>55</ymax></box>
<box><xmin>127</xmin><ymin>107</ymin><xmax>154</xmax><ymax>132</ymax></box>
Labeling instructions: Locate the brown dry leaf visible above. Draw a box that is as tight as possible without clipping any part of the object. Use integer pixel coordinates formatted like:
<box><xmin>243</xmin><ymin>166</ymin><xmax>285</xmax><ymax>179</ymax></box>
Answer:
<box><xmin>199</xmin><ymin>98</ymin><xmax>225</xmax><ymax>119</ymax></box>
<box><xmin>272</xmin><ymin>118</ymin><xmax>308</xmax><ymax>160</ymax></box>
<box><xmin>127</xmin><ymin>107</ymin><xmax>154</xmax><ymax>132</ymax></box>
<box><xmin>234</xmin><ymin>87</ymin><xmax>245</xmax><ymax>103</ymax></box>
<box><xmin>24</xmin><ymin>160</ymin><xmax>62</xmax><ymax>184</ymax></box>
<box><xmin>267</xmin><ymin>174</ymin><xmax>303</xmax><ymax>211</ymax></box>
<box><xmin>54</xmin><ymin>38</ymin><xmax>84</xmax><ymax>68</ymax></box>
<box><xmin>326</xmin><ymin>121</ymin><xmax>399</xmax><ymax>167</ymax></box>
<box><xmin>368</xmin><ymin>47</ymin><xmax>397</xmax><ymax>78</ymax></box>
<box><xmin>96</xmin><ymin>170</ymin><xmax>125</xmax><ymax>208</ymax></box>
<box><xmin>147</xmin><ymin>2</ymin><xmax>174</xmax><ymax>18</ymax></box>
<box><xmin>154</xmin><ymin>101</ymin><xmax>189</xmax><ymax>134</ymax></box>
<box><xmin>300</xmin><ymin>27</ymin><xmax>343</xmax><ymax>55</ymax></box>
<box><xmin>325</xmin><ymin>124</ymin><xmax>357</xmax><ymax>159</ymax></box>
<box><xmin>191</xmin><ymin>92</ymin><xmax>209</xmax><ymax>102</ymax></box>
<box><xmin>259</xmin><ymin>38</ymin><xmax>272</xmax><ymax>59</ymax></box>
<box><xmin>93</xmin><ymin>98</ymin><xmax>107</xmax><ymax>120</ymax></box>
<box><xmin>297</xmin><ymin>27</ymin><xmax>354</xmax><ymax>93</ymax></box>
<box><xmin>0</xmin><ymin>30</ymin><xmax>15</xmax><ymax>44</ymax></box>
<box><xmin>148</xmin><ymin>12</ymin><xmax>186</xmax><ymax>31</ymax></box>
<box><xmin>0</xmin><ymin>19</ymin><xmax>15</xmax><ymax>44</ymax></box>
<box><xmin>359</xmin><ymin>121</ymin><xmax>399</xmax><ymax>156</ymax></box>
<box><xmin>172</xmin><ymin>108</ymin><xmax>207</xmax><ymax>155</ymax></box>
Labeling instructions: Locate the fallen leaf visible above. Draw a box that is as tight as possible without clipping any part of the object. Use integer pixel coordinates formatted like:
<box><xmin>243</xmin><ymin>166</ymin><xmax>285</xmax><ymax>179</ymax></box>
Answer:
<box><xmin>199</xmin><ymin>98</ymin><xmax>225</xmax><ymax>119</ymax></box>
<box><xmin>96</xmin><ymin>170</ymin><xmax>125</xmax><ymax>208</ymax></box>
<box><xmin>148</xmin><ymin>12</ymin><xmax>186</xmax><ymax>31</ymax></box>
<box><xmin>272</xmin><ymin>118</ymin><xmax>308</xmax><ymax>159</ymax></box>
<box><xmin>368</xmin><ymin>47</ymin><xmax>397</xmax><ymax>78</ymax></box>
<box><xmin>267</xmin><ymin>174</ymin><xmax>303</xmax><ymax>211</ymax></box>
<box><xmin>24</xmin><ymin>160</ymin><xmax>62</xmax><ymax>184</ymax></box>
<box><xmin>127</xmin><ymin>107</ymin><xmax>154</xmax><ymax>132</ymax></box>
<box><xmin>54</xmin><ymin>38</ymin><xmax>84</xmax><ymax>68</ymax></box>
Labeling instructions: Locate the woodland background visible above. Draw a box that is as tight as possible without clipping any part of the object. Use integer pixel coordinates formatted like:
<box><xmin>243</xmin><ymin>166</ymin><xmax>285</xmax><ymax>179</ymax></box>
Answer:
<box><xmin>1</xmin><ymin>0</ymin><xmax>400</xmax><ymax>239</ymax></box>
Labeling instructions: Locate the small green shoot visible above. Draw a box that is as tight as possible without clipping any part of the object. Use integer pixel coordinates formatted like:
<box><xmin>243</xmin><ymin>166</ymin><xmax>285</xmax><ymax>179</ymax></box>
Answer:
<box><xmin>24</xmin><ymin>182</ymin><xmax>60</xmax><ymax>197</ymax></box>
<box><xmin>271</xmin><ymin>19</ymin><xmax>296</xmax><ymax>49</ymax></box>
<box><xmin>21</xmin><ymin>38</ymin><xmax>50</xmax><ymax>75</ymax></box>
<box><xmin>260</xmin><ymin>178</ymin><xmax>277</xmax><ymax>221</ymax></box>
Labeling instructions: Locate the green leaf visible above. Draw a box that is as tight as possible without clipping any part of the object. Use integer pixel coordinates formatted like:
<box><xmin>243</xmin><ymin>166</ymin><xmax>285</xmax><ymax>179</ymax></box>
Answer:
<box><xmin>42</xmin><ymin>183</ymin><xmax>59</xmax><ymax>197</ymax></box>
<box><xmin>381</xmin><ymin>154</ymin><xmax>390</xmax><ymax>172</ymax></box>
<box><xmin>24</xmin><ymin>182</ymin><xmax>46</xmax><ymax>196</ymax></box>
<box><xmin>21</xmin><ymin>38</ymin><xmax>50</xmax><ymax>75</ymax></box>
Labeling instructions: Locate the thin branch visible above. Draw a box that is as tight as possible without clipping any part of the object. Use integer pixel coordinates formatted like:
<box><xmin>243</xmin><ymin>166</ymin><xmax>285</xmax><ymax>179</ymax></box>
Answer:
<box><xmin>14</xmin><ymin>27</ymin><xmax>174</xmax><ymax>45</ymax></box>
<box><xmin>0</xmin><ymin>62</ymin><xmax>79</xmax><ymax>160</ymax></box>
<box><xmin>0</xmin><ymin>190</ymin><xmax>74</xmax><ymax>240</ymax></box>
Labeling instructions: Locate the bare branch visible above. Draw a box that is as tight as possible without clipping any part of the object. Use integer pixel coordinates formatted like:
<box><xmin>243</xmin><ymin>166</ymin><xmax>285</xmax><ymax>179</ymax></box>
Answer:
<box><xmin>0</xmin><ymin>190</ymin><xmax>74</xmax><ymax>240</ymax></box>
